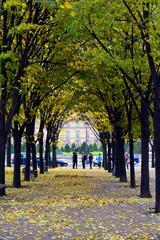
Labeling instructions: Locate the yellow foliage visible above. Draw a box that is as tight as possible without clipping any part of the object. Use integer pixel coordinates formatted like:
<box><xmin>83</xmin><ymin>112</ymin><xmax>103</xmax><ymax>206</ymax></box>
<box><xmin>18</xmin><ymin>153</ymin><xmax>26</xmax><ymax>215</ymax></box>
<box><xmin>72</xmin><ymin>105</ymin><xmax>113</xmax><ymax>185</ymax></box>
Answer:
<box><xmin>2</xmin><ymin>168</ymin><xmax>157</xmax><ymax>239</ymax></box>
<box><xmin>70</xmin><ymin>11</ymin><xmax>76</xmax><ymax>17</ymax></box>
<box><xmin>60</xmin><ymin>1</ymin><xmax>72</xmax><ymax>9</ymax></box>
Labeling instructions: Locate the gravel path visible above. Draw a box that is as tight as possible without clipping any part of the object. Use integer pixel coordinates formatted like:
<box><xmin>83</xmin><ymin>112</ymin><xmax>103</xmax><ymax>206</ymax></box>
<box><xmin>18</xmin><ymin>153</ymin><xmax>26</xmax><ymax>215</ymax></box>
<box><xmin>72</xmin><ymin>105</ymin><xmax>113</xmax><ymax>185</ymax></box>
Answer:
<box><xmin>0</xmin><ymin>167</ymin><xmax>159</xmax><ymax>240</ymax></box>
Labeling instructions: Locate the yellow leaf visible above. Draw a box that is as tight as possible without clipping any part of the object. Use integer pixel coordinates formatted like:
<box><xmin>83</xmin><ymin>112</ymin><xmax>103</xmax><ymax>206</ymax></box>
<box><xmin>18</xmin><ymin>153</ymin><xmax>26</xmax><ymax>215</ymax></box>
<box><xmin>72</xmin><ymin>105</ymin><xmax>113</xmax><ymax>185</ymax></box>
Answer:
<box><xmin>70</xmin><ymin>11</ymin><xmax>76</xmax><ymax>17</ymax></box>
<box><xmin>60</xmin><ymin>1</ymin><xmax>72</xmax><ymax>9</ymax></box>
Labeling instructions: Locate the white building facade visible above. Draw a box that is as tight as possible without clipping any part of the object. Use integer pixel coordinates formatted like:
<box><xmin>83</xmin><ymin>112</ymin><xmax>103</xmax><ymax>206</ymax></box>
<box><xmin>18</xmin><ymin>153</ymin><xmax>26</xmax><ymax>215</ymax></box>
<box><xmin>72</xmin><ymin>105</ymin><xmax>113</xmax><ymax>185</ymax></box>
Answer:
<box><xmin>58</xmin><ymin>120</ymin><xmax>100</xmax><ymax>147</ymax></box>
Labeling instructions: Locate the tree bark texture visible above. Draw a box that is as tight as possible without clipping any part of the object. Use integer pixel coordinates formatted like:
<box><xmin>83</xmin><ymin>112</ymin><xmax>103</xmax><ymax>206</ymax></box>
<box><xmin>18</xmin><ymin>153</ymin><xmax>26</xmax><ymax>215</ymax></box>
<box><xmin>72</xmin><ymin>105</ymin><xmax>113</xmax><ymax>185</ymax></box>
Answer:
<box><xmin>102</xmin><ymin>142</ymin><xmax>108</xmax><ymax>170</ymax></box>
<box><xmin>140</xmin><ymin>100</ymin><xmax>151</xmax><ymax>198</ymax></box>
<box><xmin>6</xmin><ymin>133</ymin><xmax>11</xmax><ymax>167</ymax></box>
<box><xmin>13</xmin><ymin>122</ymin><xmax>21</xmax><ymax>188</ymax></box>
<box><xmin>107</xmin><ymin>134</ymin><xmax>112</xmax><ymax>173</ymax></box>
<box><xmin>129</xmin><ymin>136</ymin><xmax>136</xmax><ymax>188</ymax></box>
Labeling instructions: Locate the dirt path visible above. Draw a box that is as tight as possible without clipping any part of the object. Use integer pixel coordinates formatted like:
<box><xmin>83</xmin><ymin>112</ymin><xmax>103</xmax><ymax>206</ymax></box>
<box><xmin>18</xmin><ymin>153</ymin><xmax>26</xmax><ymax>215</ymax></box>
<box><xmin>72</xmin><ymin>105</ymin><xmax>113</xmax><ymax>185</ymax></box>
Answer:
<box><xmin>0</xmin><ymin>168</ymin><xmax>159</xmax><ymax>239</ymax></box>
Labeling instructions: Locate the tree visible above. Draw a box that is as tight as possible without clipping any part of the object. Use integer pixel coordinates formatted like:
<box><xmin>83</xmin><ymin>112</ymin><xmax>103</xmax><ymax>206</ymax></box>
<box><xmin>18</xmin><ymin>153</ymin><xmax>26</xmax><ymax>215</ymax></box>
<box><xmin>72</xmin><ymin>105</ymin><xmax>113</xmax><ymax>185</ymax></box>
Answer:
<box><xmin>64</xmin><ymin>144</ymin><xmax>71</xmax><ymax>153</ymax></box>
<box><xmin>69</xmin><ymin>0</ymin><xmax>153</xmax><ymax>193</ymax></box>
<box><xmin>71</xmin><ymin>143</ymin><xmax>76</xmax><ymax>151</ymax></box>
<box><xmin>0</xmin><ymin>0</ymin><xmax>66</xmax><ymax>192</ymax></box>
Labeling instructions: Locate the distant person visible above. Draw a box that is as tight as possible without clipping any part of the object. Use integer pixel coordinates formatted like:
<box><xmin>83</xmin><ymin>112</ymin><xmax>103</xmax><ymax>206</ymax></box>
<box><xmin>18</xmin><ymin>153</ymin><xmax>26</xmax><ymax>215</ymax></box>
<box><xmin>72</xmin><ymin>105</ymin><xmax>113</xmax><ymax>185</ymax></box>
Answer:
<box><xmin>72</xmin><ymin>152</ymin><xmax>78</xmax><ymax>169</ymax></box>
<box><xmin>125</xmin><ymin>151</ymin><xmax>129</xmax><ymax>170</ymax></box>
<box><xmin>89</xmin><ymin>153</ymin><xmax>93</xmax><ymax>169</ymax></box>
<box><xmin>82</xmin><ymin>153</ymin><xmax>87</xmax><ymax>169</ymax></box>
<box><xmin>96</xmin><ymin>153</ymin><xmax>103</xmax><ymax>168</ymax></box>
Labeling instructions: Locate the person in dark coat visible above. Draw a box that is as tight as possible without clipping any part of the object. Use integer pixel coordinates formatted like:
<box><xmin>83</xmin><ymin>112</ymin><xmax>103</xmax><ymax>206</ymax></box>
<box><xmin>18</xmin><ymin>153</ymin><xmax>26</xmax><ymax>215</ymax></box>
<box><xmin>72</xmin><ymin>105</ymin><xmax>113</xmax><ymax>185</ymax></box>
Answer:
<box><xmin>89</xmin><ymin>153</ymin><xmax>93</xmax><ymax>169</ymax></box>
<box><xmin>72</xmin><ymin>152</ymin><xmax>78</xmax><ymax>169</ymax></box>
<box><xmin>82</xmin><ymin>153</ymin><xmax>87</xmax><ymax>169</ymax></box>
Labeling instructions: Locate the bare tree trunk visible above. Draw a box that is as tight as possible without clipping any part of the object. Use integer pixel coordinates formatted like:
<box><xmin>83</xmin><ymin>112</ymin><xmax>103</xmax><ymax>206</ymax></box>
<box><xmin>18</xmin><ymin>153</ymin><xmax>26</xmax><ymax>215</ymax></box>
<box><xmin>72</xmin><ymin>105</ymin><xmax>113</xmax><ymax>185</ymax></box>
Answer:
<box><xmin>52</xmin><ymin>143</ymin><xmax>57</xmax><ymax>168</ymax></box>
<box><xmin>107</xmin><ymin>134</ymin><xmax>112</xmax><ymax>173</ymax></box>
<box><xmin>102</xmin><ymin>142</ymin><xmax>108</xmax><ymax>170</ymax></box>
<box><xmin>24</xmin><ymin>122</ymin><xmax>31</xmax><ymax>181</ymax></box>
<box><xmin>30</xmin><ymin>117</ymin><xmax>38</xmax><ymax>176</ymax></box>
<box><xmin>7</xmin><ymin>133</ymin><xmax>11</xmax><ymax>167</ymax></box>
<box><xmin>151</xmin><ymin>140</ymin><xmax>155</xmax><ymax>168</ymax></box>
<box><xmin>129</xmin><ymin>135</ymin><xmax>136</xmax><ymax>188</ymax></box>
<box><xmin>153</xmin><ymin>75</ymin><xmax>160</xmax><ymax>212</ymax></box>
<box><xmin>45</xmin><ymin>127</ymin><xmax>50</xmax><ymax>168</ymax></box>
<box><xmin>13</xmin><ymin>121</ymin><xmax>21</xmax><ymax>188</ymax></box>
<box><xmin>118</xmin><ymin>135</ymin><xmax>127</xmax><ymax>183</ymax></box>
<box><xmin>140</xmin><ymin>100</ymin><xmax>151</xmax><ymax>198</ymax></box>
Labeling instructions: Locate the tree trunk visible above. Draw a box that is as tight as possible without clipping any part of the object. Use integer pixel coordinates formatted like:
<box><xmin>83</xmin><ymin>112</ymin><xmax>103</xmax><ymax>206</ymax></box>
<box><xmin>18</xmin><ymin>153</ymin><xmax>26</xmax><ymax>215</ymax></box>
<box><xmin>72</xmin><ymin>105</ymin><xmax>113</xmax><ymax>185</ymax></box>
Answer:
<box><xmin>99</xmin><ymin>132</ymin><xmax>108</xmax><ymax>170</ymax></box>
<box><xmin>129</xmin><ymin>135</ymin><xmax>136</xmax><ymax>188</ymax></box>
<box><xmin>112</xmin><ymin>136</ymin><xmax>116</xmax><ymax>176</ymax></box>
<box><xmin>127</xmin><ymin>107</ymin><xmax>136</xmax><ymax>188</ymax></box>
<box><xmin>140</xmin><ymin>100</ymin><xmax>151</xmax><ymax>198</ymax></box>
<box><xmin>24</xmin><ymin>123</ymin><xmax>31</xmax><ymax>181</ymax></box>
<box><xmin>13</xmin><ymin>122</ymin><xmax>21</xmax><ymax>188</ymax></box>
<box><xmin>52</xmin><ymin>143</ymin><xmax>57</xmax><ymax>168</ymax></box>
<box><xmin>38</xmin><ymin>116</ymin><xmax>45</xmax><ymax>173</ymax></box>
<box><xmin>118</xmin><ymin>136</ymin><xmax>127</xmax><ymax>183</ymax></box>
<box><xmin>0</xmin><ymin>7</ymin><xmax>22</xmax><ymax>194</ymax></box>
<box><xmin>39</xmin><ymin>137</ymin><xmax>44</xmax><ymax>174</ymax></box>
<box><xmin>30</xmin><ymin>117</ymin><xmax>37</xmax><ymax>176</ymax></box>
<box><xmin>45</xmin><ymin>128</ymin><xmax>50</xmax><ymax>167</ymax></box>
<box><xmin>32</xmin><ymin>141</ymin><xmax>37</xmax><ymax>170</ymax></box>
<box><xmin>48</xmin><ymin>145</ymin><xmax>51</xmax><ymax>167</ymax></box>
<box><xmin>153</xmin><ymin>75</ymin><xmax>160</xmax><ymax>212</ymax></box>
<box><xmin>0</xmin><ymin>63</ymin><xmax>8</xmax><ymax>192</ymax></box>
<box><xmin>102</xmin><ymin>142</ymin><xmax>108</xmax><ymax>170</ymax></box>
<box><xmin>114</xmin><ymin>132</ymin><xmax>121</xmax><ymax>178</ymax></box>
<box><xmin>151</xmin><ymin>139</ymin><xmax>155</xmax><ymax>168</ymax></box>
<box><xmin>107</xmin><ymin>134</ymin><xmax>112</xmax><ymax>172</ymax></box>
<box><xmin>6</xmin><ymin>133</ymin><xmax>11</xmax><ymax>167</ymax></box>
<box><xmin>0</xmin><ymin>135</ymin><xmax>6</xmax><ymax>195</ymax></box>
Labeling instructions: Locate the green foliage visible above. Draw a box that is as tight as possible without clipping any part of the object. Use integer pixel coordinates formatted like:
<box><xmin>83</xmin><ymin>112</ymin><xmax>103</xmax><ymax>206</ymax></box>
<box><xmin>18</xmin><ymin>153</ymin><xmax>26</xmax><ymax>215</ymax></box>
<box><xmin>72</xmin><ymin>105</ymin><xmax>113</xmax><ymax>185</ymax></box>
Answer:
<box><xmin>98</xmin><ymin>144</ymin><xmax>103</xmax><ymax>152</ymax></box>
<box><xmin>21</xmin><ymin>143</ymin><xmax>26</xmax><ymax>153</ymax></box>
<box><xmin>92</xmin><ymin>142</ymin><xmax>98</xmax><ymax>151</ymax></box>
<box><xmin>79</xmin><ymin>141</ymin><xmax>88</xmax><ymax>153</ymax></box>
<box><xmin>64</xmin><ymin>144</ymin><xmax>71</xmax><ymax>152</ymax></box>
<box><xmin>71</xmin><ymin>142</ymin><xmax>76</xmax><ymax>151</ymax></box>
<box><xmin>88</xmin><ymin>143</ymin><xmax>93</xmax><ymax>152</ymax></box>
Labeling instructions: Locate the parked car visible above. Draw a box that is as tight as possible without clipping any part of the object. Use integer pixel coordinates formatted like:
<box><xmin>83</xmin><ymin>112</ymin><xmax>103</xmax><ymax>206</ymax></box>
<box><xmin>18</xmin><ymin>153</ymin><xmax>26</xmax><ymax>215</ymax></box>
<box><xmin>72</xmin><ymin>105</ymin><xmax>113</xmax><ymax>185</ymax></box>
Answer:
<box><xmin>133</xmin><ymin>154</ymin><xmax>139</xmax><ymax>163</ymax></box>
<box><xmin>37</xmin><ymin>158</ymin><xmax>68</xmax><ymax>167</ymax></box>
<box><xmin>127</xmin><ymin>153</ymin><xmax>140</xmax><ymax>164</ymax></box>
<box><xmin>56</xmin><ymin>159</ymin><xmax>68</xmax><ymax>167</ymax></box>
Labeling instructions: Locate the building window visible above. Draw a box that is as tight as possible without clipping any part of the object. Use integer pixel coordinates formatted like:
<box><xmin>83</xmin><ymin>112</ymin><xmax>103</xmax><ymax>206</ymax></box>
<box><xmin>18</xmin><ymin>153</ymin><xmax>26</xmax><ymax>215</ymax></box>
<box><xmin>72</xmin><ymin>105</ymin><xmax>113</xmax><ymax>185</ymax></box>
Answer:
<box><xmin>66</xmin><ymin>130</ymin><xmax>70</xmax><ymax>144</ymax></box>
<box><xmin>64</xmin><ymin>122</ymin><xmax>70</xmax><ymax>128</ymax></box>
<box><xmin>75</xmin><ymin>130</ymin><xmax>79</xmax><ymax>146</ymax></box>
<box><xmin>75</xmin><ymin>121</ymin><xmax>79</xmax><ymax>128</ymax></box>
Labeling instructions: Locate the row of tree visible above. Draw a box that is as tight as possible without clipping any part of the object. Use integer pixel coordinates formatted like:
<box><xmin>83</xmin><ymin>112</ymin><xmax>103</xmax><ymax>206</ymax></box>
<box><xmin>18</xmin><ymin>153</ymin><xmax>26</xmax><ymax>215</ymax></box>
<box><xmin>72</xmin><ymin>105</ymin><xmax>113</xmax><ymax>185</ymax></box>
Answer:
<box><xmin>1</xmin><ymin>0</ymin><xmax>160</xmax><ymax>213</ymax></box>
<box><xmin>60</xmin><ymin>142</ymin><xmax>102</xmax><ymax>153</ymax></box>
<box><xmin>62</xmin><ymin>0</ymin><xmax>159</xmax><ymax>212</ymax></box>
<box><xmin>0</xmin><ymin>0</ymin><xmax>81</xmax><ymax>192</ymax></box>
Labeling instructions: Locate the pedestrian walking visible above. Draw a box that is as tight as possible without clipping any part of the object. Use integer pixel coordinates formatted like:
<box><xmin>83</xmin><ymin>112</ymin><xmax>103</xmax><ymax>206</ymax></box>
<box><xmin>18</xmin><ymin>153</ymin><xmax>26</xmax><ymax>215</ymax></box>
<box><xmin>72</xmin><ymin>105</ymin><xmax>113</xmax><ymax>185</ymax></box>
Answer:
<box><xmin>89</xmin><ymin>153</ymin><xmax>93</xmax><ymax>169</ymax></box>
<box><xmin>125</xmin><ymin>151</ymin><xmax>129</xmax><ymax>170</ymax></box>
<box><xmin>82</xmin><ymin>153</ymin><xmax>87</xmax><ymax>169</ymax></box>
<box><xmin>72</xmin><ymin>152</ymin><xmax>78</xmax><ymax>169</ymax></box>
<box><xmin>96</xmin><ymin>153</ymin><xmax>102</xmax><ymax>168</ymax></box>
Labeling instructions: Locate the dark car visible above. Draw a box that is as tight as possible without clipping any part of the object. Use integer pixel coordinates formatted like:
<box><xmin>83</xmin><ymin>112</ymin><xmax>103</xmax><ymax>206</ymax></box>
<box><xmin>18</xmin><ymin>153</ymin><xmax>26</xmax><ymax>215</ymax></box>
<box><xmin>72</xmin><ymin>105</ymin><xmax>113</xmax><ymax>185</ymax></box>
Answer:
<box><xmin>56</xmin><ymin>159</ymin><xmax>68</xmax><ymax>167</ymax></box>
<box><xmin>37</xmin><ymin>158</ymin><xmax>68</xmax><ymax>167</ymax></box>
